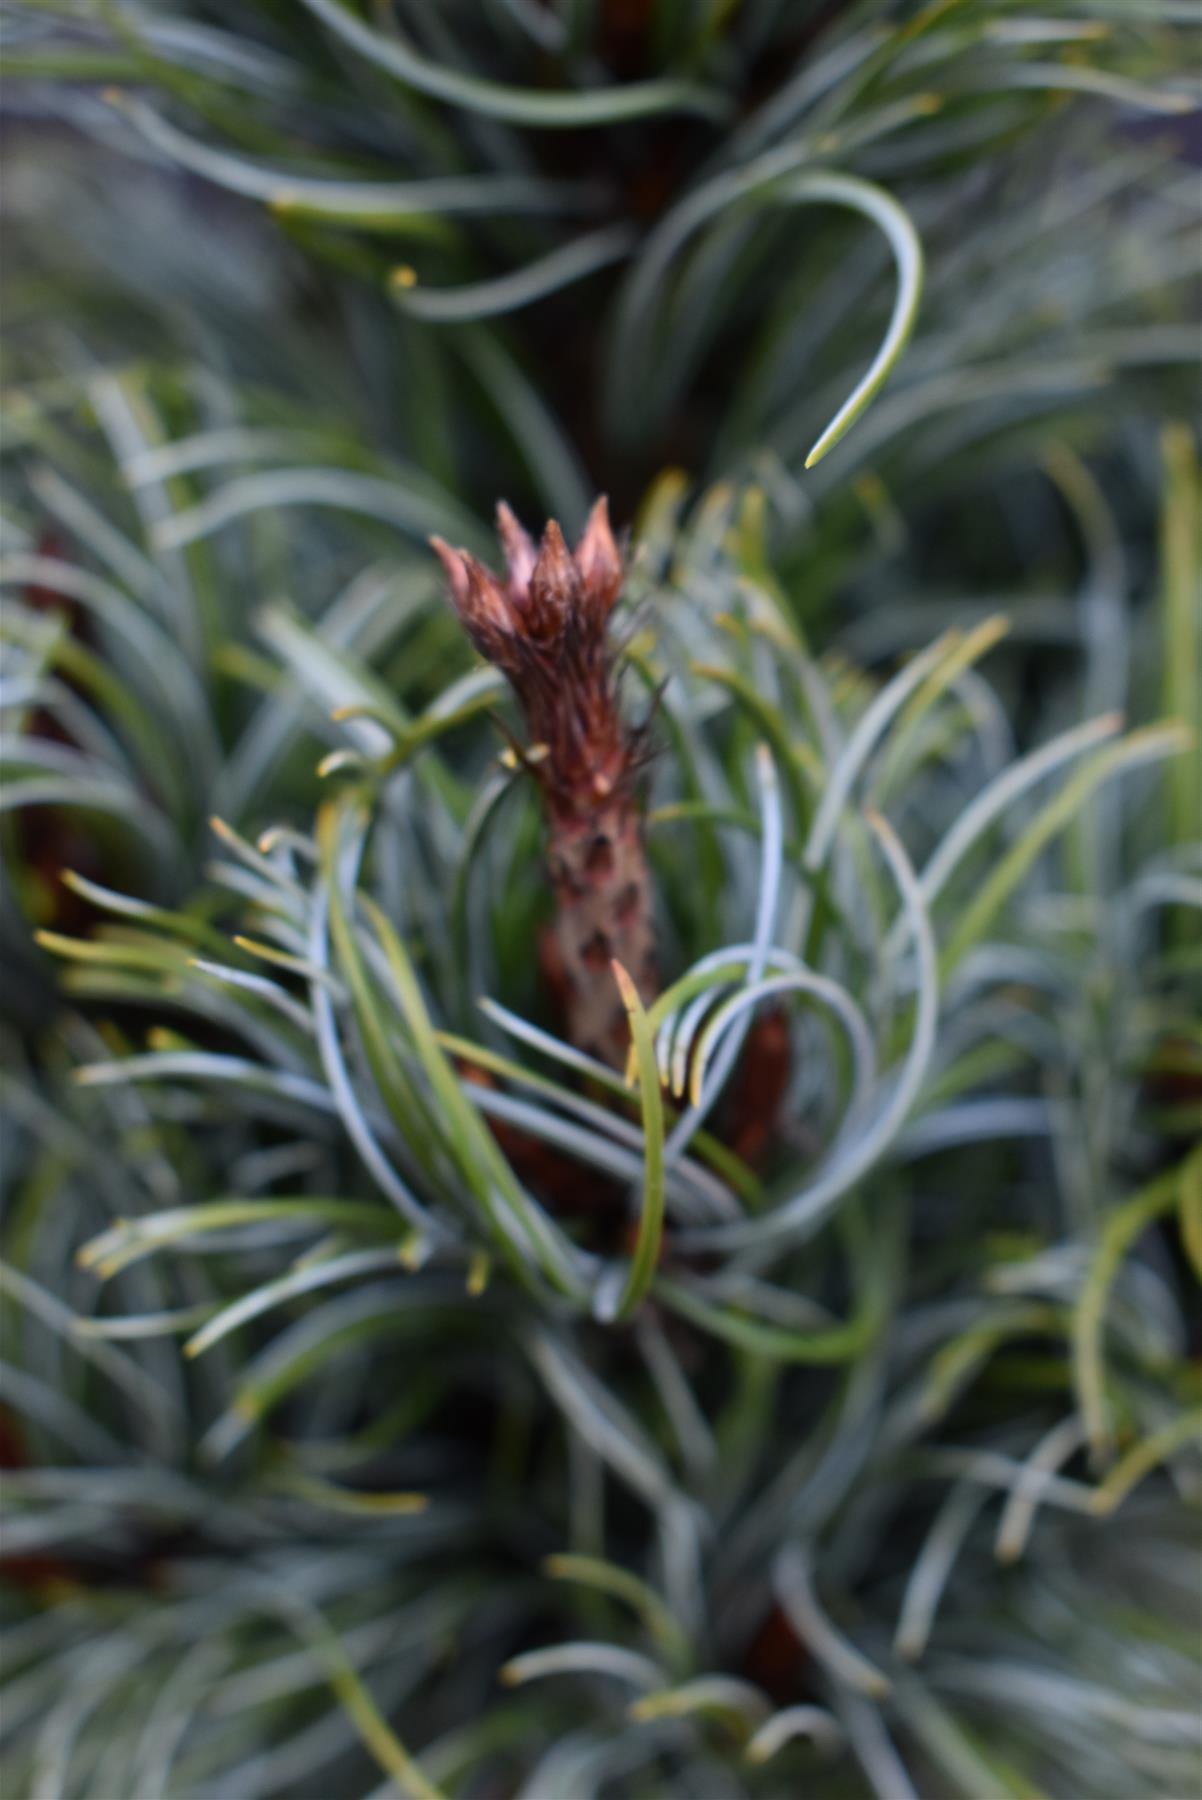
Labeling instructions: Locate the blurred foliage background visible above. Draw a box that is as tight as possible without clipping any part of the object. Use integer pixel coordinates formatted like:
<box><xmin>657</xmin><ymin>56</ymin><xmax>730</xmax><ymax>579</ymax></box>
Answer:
<box><xmin>1</xmin><ymin>4</ymin><xmax>1200</xmax><ymax>1798</ymax></box>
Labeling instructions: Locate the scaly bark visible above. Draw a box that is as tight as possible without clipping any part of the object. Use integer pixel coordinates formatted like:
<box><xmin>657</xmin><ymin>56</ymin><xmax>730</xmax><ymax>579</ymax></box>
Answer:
<box><xmin>432</xmin><ymin>498</ymin><xmax>655</xmax><ymax>1065</ymax></box>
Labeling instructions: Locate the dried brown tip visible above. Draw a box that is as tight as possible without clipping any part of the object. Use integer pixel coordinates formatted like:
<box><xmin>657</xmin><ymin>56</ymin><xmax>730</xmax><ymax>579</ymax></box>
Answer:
<box><xmin>495</xmin><ymin>501</ymin><xmax>537</xmax><ymax>601</ymax></box>
<box><xmin>574</xmin><ymin>495</ymin><xmax>623</xmax><ymax>618</ymax></box>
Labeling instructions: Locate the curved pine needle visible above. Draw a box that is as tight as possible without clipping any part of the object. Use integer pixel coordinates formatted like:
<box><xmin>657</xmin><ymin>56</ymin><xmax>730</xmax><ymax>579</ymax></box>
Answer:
<box><xmin>106</xmin><ymin>90</ymin><xmax>598</xmax><ymax>221</ymax></box>
<box><xmin>389</xmin><ymin>225</ymin><xmax>635</xmax><ymax>323</ymax></box>
<box><xmin>774</xmin><ymin>172</ymin><xmax>925</xmax><ymax>469</ymax></box>
<box><xmin>775</xmin><ymin>1545</ymin><xmax>892</xmax><ymax>1698</ymax></box>
<box><xmin>941</xmin><ymin>723</ymin><xmax>1191</xmax><ymax>978</ymax></box>
<box><xmin>1090</xmin><ymin>1408</ymin><xmax>1202</xmax><ymax>1515</ymax></box>
<box><xmin>746</xmin><ymin>1704</ymin><xmax>845</xmax><ymax>1764</ymax></box>
<box><xmin>298</xmin><ymin>0</ymin><xmax>729</xmax><ymax>126</ymax></box>
<box><xmin>1073</xmin><ymin>1153</ymin><xmax>1198</xmax><ymax>1458</ymax></box>
<box><xmin>609</xmin><ymin>962</ymin><xmax>666</xmax><ymax>1322</ymax></box>
<box><xmin>542</xmin><ymin>1554</ymin><xmax>689</xmax><ymax>1666</ymax></box>
<box><xmin>654</xmin><ymin>1273</ymin><xmax>879</xmax><ymax>1364</ymax></box>
<box><xmin>630</xmin><ymin>1675</ymin><xmax>770</xmax><ymax>1733</ymax></box>
<box><xmin>268</xmin><ymin>1590</ymin><xmax>447</xmax><ymax>1800</ymax></box>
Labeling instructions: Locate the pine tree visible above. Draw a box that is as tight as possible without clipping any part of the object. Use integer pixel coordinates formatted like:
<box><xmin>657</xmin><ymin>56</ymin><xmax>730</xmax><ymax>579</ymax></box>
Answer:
<box><xmin>2</xmin><ymin>5</ymin><xmax>1200</xmax><ymax>1798</ymax></box>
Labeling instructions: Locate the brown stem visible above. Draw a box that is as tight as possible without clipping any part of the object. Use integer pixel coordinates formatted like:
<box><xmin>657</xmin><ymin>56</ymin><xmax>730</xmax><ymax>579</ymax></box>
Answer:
<box><xmin>548</xmin><ymin>800</ymin><xmax>655</xmax><ymax>1066</ymax></box>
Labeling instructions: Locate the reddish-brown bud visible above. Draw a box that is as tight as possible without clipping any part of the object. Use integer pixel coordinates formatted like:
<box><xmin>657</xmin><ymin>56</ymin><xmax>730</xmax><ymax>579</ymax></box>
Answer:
<box><xmin>574</xmin><ymin>495</ymin><xmax>623</xmax><ymax>620</ymax></box>
<box><xmin>524</xmin><ymin>519</ymin><xmax>579</xmax><ymax>645</ymax></box>
<box><xmin>433</xmin><ymin>498</ymin><xmax>654</xmax><ymax>1064</ymax></box>
<box><xmin>432</xmin><ymin>500</ymin><xmax>640</xmax><ymax>825</ymax></box>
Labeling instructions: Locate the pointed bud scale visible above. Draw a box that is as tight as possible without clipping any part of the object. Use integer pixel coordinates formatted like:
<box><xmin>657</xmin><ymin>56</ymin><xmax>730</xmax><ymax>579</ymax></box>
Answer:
<box><xmin>574</xmin><ymin>495</ymin><xmax>623</xmax><ymax>619</ymax></box>
<box><xmin>461</xmin><ymin>554</ymin><xmax>511</xmax><ymax>634</ymax></box>
<box><xmin>429</xmin><ymin>536</ymin><xmax>471</xmax><ymax>613</ymax></box>
<box><xmin>496</xmin><ymin>501</ymin><xmax>537</xmax><ymax>603</ymax></box>
<box><xmin>432</xmin><ymin>536</ymin><xmax>514</xmax><ymax>662</ymax></box>
<box><xmin>530</xmin><ymin>518</ymin><xmax>579</xmax><ymax>606</ymax></box>
<box><xmin>525</xmin><ymin>518</ymin><xmax>579</xmax><ymax>644</ymax></box>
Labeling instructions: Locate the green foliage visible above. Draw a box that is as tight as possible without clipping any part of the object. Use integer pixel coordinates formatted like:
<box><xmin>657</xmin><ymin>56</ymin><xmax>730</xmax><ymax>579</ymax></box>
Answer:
<box><xmin>5</xmin><ymin>484</ymin><xmax>1200</xmax><ymax>1795</ymax></box>
<box><xmin>6</xmin><ymin>0</ymin><xmax>1200</xmax><ymax>529</ymax></box>
<box><xmin>2</xmin><ymin>4</ymin><xmax>1200</xmax><ymax>1798</ymax></box>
